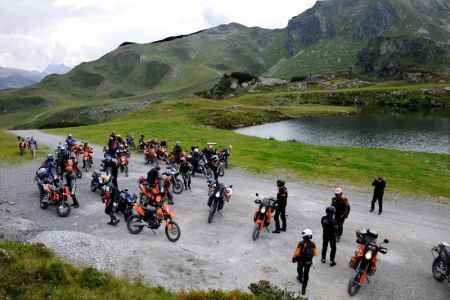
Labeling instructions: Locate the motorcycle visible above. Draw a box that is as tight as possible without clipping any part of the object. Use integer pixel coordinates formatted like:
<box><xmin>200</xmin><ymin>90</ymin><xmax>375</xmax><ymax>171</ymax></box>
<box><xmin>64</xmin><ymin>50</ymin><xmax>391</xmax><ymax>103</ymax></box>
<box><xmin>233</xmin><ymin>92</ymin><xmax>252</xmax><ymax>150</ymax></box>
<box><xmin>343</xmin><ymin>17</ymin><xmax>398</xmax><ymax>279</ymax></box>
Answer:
<box><xmin>127</xmin><ymin>200</ymin><xmax>180</xmax><ymax>242</ymax></box>
<box><xmin>431</xmin><ymin>242</ymin><xmax>450</xmax><ymax>283</ymax></box>
<box><xmin>125</xmin><ymin>134</ymin><xmax>136</xmax><ymax>150</ymax></box>
<box><xmin>347</xmin><ymin>228</ymin><xmax>389</xmax><ymax>296</ymax></box>
<box><xmin>118</xmin><ymin>155</ymin><xmax>129</xmax><ymax>177</ymax></box>
<box><xmin>137</xmin><ymin>176</ymin><xmax>173</xmax><ymax>205</ymax></box>
<box><xmin>252</xmin><ymin>193</ymin><xmax>278</xmax><ymax>241</ymax></box>
<box><xmin>82</xmin><ymin>150</ymin><xmax>93</xmax><ymax>172</ymax></box>
<box><xmin>113</xmin><ymin>189</ymin><xmax>137</xmax><ymax>220</ymax></box>
<box><xmin>207</xmin><ymin>181</ymin><xmax>233</xmax><ymax>223</ymax></box>
<box><xmin>219</xmin><ymin>147</ymin><xmax>231</xmax><ymax>169</ymax></box>
<box><xmin>90</xmin><ymin>170</ymin><xmax>103</xmax><ymax>192</ymax></box>
<box><xmin>163</xmin><ymin>165</ymin><xmax>183</xmax><ymax>194</ymax></box>
<box><xmin>144</xmin><ymin>147</ymin><xmax>158</xmax><ymax>166</ymax></box>
<box><xmin>188</xmin><ymin>156</ymin><xmax>212</xmax><ymax>179</ymax></box>
<box><xmin>40</xmin><ymin>181</ymin><xmax>72</xmax><ymax>217</ymax></box>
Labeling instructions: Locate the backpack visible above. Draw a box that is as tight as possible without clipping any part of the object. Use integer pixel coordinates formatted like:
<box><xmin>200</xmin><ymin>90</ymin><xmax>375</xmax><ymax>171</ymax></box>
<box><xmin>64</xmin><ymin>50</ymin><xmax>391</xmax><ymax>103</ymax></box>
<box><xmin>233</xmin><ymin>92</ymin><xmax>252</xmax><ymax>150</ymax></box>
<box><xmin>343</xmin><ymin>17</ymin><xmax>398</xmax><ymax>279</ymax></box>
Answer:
<box><xmin>299</xmin><ymin>241</ymin><xmax>314</xmax><ymax>263</ymax></box>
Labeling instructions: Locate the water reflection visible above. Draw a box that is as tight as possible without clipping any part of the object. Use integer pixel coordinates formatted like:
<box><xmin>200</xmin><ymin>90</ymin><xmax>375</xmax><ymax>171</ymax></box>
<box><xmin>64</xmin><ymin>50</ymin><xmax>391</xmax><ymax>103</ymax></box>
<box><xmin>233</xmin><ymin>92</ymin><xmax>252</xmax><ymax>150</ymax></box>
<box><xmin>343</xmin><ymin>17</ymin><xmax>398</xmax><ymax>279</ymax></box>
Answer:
<box><xmin>235</xmin><ymin>111</ymin><xmax>449</xmax><ymax>154</ymax></box>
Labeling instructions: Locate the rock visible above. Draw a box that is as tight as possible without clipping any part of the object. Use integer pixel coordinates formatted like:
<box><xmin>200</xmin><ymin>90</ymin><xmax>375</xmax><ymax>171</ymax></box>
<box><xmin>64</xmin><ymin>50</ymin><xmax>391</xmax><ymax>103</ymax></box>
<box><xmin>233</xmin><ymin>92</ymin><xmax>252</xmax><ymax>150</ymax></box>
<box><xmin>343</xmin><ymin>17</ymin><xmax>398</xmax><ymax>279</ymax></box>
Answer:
<box><xmin>443</xmin><ymin>87</ymin><xmax>450</xmax><ymax>93</ymax></box>
<box><xmin>258</xmin><ymin>77</ymin><xmax>288</xmax><ymax>87</ymax></box>
<box><xmin>0</xmin><ymin>248</ymin><xmax>12</xmax><ymax>263</ymax></box>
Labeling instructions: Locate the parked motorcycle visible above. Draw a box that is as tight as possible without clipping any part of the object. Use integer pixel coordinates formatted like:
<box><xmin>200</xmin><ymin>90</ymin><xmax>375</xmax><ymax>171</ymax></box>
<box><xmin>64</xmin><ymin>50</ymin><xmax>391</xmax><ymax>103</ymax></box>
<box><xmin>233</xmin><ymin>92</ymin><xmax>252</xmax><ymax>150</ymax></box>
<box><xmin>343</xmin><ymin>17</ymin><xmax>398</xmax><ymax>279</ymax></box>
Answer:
<box><xmin>113</xmin><ymin>189</ymin><xmax>137</xmax><ymax>220</ymax></box>
<box><xmin>40</xmin><ymin>181</ymin><xmax>72</xmax><ymax>217</ymax></box>
<box><xmin>118</xmin><ymin>154</ymin><xmax>129</xmax><ymax>177</ymax></box>
<box><xmin>125</xmin><ymin>134</ymin><xmax>136</xmax><ymax>150</ymax></box>
<box><xmin>144</xmin><ymin>147</ymin><xmax>158</xmax><ymax>166</ymax></box>
<box><xmin>252</xmin><ymin>193</ymin><xmax>278</xmax><ymax>241</ymax></box>
<box><xmin>432</xmin><ymin>242</ymin><xmax>450</xmax><ymax>283</ymax></box>
<box><xmin>82</xmin><ymin>149</ymin><xmax>93</xmax><ymax>172</ymax></box>
<box><xmin>207</xmin><ymin>181</ymin><xmax>233</xmax><ymax>223</ymax></box>
<box><xmin>163</xmin><ymin>165</ymin><xmax>183</xmax><ymax>194</ymax></box>
<box><xmin>347</xmin><ymin>228</ymin><xmax>389</xmax><ymax>296</ymax></box>
<box><xmin>127</xmin><ymin>201</ymin><xmax>180</xmax><ymax>242</ymax></box>
<box><xmin>219</xmin><ymin>147</ymin><xmax>231</xmax><ymax>169</ymax></box>
<box><xmin>90</xmin><ymin>170</ymin><xmax>103</xmax><ymax>192</ymax></box>
<box><xmin>188</xmin><ymin>156</ymin><xmax>212</xmax><ymax>179</ymax></box>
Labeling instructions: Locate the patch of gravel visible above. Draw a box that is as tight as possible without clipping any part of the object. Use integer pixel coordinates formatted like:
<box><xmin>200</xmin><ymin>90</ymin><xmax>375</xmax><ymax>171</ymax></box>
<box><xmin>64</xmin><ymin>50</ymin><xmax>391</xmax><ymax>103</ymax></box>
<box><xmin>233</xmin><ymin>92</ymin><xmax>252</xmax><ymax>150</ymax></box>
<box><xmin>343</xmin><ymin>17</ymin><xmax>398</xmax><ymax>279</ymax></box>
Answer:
<box><xmin>31</xmin><ymin>230</ymin><xmax>122</xmax><ymax>272</ymax></box>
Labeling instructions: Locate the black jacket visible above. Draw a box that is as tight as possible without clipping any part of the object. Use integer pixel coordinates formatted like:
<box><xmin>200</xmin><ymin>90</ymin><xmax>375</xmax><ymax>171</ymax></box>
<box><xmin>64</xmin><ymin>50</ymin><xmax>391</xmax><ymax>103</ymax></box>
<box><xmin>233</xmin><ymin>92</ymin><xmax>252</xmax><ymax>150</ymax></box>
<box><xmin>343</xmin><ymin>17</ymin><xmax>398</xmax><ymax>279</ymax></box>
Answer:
<box><xmin>372</xmin><ymin>179</ymin><xmax>386</xmax><ymax>194</ymax></box>
<box><xmin>331</xmin><ymin>196</ymin><xmax>350</xmax><ymax>218</ymax></box>
<box><xmin>321</xmin><ymin>216</ymin><xmax>338</xmax><ymax>237</ymax></box>
<box><xmin>277</xmin><ymin>186</ymin><xmax>288</xmax><ymax>206</ymax></box>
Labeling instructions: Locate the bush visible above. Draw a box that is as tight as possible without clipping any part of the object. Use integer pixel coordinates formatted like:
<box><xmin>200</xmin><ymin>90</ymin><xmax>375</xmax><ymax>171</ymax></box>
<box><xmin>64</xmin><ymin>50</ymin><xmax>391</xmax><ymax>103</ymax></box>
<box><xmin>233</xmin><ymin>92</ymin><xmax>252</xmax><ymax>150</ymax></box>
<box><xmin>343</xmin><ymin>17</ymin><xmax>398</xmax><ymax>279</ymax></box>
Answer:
<box><xmin>248</xmin><ymin>280</ymin><xmax>305</xmax><ymax>300</ymax></box>
<box><xmin>79</xmin><ymin>267</ymin><xmax>108</xmax><ymax>289</ymax></box>
<box><xmin>230</xmin><ymin>72</ymin><xmax>257</xmax><ymax>84</ymax></box>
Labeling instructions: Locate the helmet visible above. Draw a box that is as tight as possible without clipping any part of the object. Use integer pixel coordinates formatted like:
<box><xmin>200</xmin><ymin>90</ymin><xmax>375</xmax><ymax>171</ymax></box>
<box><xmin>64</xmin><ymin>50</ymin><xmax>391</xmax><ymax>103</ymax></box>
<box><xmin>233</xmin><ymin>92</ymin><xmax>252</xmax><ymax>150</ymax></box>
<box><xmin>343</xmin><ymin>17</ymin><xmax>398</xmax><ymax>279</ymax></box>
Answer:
<box><xmin>194</xmin><ymin>148</ymin><xmax>199</xmax><ymax>153</ymax></box>
<box><xmin>84</xmin><ymin>142</ymin><xmax>88</xmax><ymax>146</ymax></box>
<box><xmin>276</xmin><ymin>179</ymin><xmax>285</xmax><ymax>187</ymax></box>
<box><xmin>47</xmin><ymin>154</ymin><xmax>53</xmax><ymax>158</ymax></box>
<box><xmin>228</xmin><ymin>145</ymin><xmax>233</xmax><ymax>150</ymax></box>
<box><xmin>208</xmin><ymin>145</ymin><xmax>213</xmax><ymax>149</ymax></box>
<box><xmin>176</xmin><ymin>141</ymin><xmax>181</xmax><ymax>146</ymax></box>
<box><xmin>366</xmin><ymin>228</ymin><xmax>378</xmax><ymax>239</ymax></box>
<box><xmin>102</xmin><ymin>175</ymin><xmax>111</xmax><ymax>184</ymax></box>
<box><xmin>326</xmin><ymin>206</ymin><xmax>336</xmax><ymax>215</ymax></box>
<box><xmin>302</xmin><ymin>228</ymin><xmax>313</xmax><ymax>240</ymax></box>
<box><xmin>334</xmin><ymin>187</ymin><xmax>343</xmax><ymax>196</ymax></box>
<box><xmin>105</xmin><ymin>156</ymin><xmax>112</xmax><ymax>163</ymax></box>
<box><xmin>116</xmin><ymin>134</ymin><xmax>121</xmax><ymax>138</ymax></box>
<box><xmin>68</xmin><ymin>134</ymin><xmax>72</xmax><ymax>137</ymax></box>
<box><xmin>212</xmin><ymin>155</ymin><xmax>218</xmax><ymax>161</ymax></box>
<box><xmin>37</xmin><ymin>168</ymin><xmax>47</xmax><ymax>176</ymax></box>
<box><xmin>180</xmin><ymin>157</ymin><xmax>186</xmax><ymax>161</ymax></box>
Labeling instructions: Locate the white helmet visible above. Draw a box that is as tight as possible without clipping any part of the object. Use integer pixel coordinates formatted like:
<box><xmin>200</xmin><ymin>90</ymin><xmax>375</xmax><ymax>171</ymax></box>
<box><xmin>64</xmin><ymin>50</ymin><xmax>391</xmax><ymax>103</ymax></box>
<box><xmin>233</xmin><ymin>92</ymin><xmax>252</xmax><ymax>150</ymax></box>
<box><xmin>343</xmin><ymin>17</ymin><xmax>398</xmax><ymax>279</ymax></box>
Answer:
<box><xmin>302</xmin><ymin>228</ymin><xmax>313</xmax><ymax>240</ymax></box>
<box><xmin>37</xmin><ymin>168</ymin><xmax>47</xmax><ymax>176</ymax></box>
<box><xmin>193</xmin><ymin>148</ymin><xmax>199</xmax><ymax>153</ymax></box>
<box><xmin>228</xmin><ymin>145</ymin><xmax>233</xmax><ymax>150</ymax></box>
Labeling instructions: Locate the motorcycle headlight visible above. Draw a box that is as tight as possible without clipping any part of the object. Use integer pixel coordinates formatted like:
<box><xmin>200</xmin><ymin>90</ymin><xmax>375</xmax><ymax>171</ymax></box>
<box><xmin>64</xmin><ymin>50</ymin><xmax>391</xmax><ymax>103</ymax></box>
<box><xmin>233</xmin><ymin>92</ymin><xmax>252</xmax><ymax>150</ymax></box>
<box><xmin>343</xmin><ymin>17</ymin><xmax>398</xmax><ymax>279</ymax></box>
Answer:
<box><xmin>215</xmin><ymin>192</ymin><xmax>220</xmax><ymax>198</ymax></box>
<box><xmin>261</xmin><ymin>207</ymin><xmax>266</xmax><ymax>214</ymax></box>
<box><xmin>364</xmin><ymin>250</ymin><xmax>373</xmax><ymax>260</ymax></box>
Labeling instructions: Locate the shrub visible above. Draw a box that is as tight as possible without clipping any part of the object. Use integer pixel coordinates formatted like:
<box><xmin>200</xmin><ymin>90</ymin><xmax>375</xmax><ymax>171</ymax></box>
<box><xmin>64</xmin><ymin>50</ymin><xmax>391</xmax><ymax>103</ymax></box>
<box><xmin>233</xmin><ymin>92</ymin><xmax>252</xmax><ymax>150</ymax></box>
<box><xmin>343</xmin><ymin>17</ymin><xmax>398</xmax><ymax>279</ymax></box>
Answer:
<box><xmin>248</xmin><ymin>280</ymin><xmax>305</xmax><ymax>300</ymax></box>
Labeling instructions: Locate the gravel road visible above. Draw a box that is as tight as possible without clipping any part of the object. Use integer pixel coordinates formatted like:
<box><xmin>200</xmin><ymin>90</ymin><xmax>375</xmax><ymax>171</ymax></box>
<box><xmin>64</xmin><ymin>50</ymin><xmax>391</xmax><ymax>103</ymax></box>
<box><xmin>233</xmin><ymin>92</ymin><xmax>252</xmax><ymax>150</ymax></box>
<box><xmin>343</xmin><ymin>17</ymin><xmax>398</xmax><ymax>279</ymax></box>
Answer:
<box><xmin>1</xmin><ymin>129</ymin><xmax>449</xmax><ymax>299</ymax></box>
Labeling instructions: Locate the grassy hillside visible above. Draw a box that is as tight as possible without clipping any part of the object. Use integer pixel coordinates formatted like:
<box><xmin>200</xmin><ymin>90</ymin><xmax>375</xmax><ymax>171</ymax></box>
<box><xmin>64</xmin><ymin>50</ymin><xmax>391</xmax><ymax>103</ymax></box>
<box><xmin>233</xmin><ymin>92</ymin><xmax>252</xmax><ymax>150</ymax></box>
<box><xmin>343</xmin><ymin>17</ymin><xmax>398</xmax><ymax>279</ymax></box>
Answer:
<box><xmin>0</xmin><ymin>241</ymin><xmax>303</xmax><ymax>300</ymax></box>
<box><xmin>46</xmin><ymin>95</ymin><xmax>450</xmax><ymax>200</ymax></box>
<box><xmin>0</xmin><ymin>131</ymin><xmax>48</xmax><ymax>164</ymax></box>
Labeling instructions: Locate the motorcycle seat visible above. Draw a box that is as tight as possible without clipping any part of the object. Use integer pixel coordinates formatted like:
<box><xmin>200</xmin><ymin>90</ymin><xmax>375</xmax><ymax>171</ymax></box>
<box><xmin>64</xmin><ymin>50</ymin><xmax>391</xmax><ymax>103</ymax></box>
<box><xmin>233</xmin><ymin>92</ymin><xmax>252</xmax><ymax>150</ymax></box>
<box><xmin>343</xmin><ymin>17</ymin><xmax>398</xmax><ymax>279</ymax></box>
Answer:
<box><xmin>142</xmin><ymin>205</ymin><xmax>157</xmax><ymax>217</ymax></box>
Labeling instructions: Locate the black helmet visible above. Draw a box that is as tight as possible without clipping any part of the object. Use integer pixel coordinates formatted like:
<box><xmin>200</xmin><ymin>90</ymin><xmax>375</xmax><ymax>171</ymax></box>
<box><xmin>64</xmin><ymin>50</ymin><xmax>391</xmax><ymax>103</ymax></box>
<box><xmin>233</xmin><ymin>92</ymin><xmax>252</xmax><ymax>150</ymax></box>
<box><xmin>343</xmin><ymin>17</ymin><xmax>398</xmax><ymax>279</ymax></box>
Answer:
<box><xmin>276</xmin><ymin>179</ymin><xmax>285</xmax><ymax>187</ymax></box>
<box><xmin>326</xmin><ymin>206</ymin><xmax>335</xmax><ymax>215</ymax></box>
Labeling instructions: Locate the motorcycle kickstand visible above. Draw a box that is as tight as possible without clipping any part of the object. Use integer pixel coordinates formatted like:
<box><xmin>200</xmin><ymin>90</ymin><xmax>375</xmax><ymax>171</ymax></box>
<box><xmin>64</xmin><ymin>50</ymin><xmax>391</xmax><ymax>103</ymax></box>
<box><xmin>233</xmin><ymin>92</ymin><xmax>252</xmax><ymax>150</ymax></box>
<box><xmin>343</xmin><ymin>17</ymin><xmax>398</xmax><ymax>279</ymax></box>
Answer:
<box><xmin>217</xmin><ymin>210</ymin><xmax>223</xmax><ymax>216</ymax></box>
<box><xmin>150</xmin><ymin>229</ymin><xmax>158</xmax><ymax>235</ymax></box>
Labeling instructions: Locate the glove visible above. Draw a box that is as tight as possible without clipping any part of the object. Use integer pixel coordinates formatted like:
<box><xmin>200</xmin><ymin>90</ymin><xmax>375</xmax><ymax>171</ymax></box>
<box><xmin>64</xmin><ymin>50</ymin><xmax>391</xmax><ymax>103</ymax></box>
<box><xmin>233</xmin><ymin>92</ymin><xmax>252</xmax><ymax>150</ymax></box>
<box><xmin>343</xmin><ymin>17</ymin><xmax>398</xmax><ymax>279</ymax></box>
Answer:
<box><xmin>292</xmin><ymin>257</ymin><xmax>296</xmax><ymax>263</ymax></box>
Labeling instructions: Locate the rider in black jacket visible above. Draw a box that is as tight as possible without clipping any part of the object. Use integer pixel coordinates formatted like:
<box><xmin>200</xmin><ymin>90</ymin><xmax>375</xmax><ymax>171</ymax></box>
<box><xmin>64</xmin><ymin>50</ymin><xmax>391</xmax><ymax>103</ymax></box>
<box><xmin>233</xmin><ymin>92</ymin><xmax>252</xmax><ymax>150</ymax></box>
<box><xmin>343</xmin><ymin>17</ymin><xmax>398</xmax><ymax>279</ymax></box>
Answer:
<box><xmin>321</xmin><ymin>206</ymin><xmax>337</xmax><ymax>266</ymax></box>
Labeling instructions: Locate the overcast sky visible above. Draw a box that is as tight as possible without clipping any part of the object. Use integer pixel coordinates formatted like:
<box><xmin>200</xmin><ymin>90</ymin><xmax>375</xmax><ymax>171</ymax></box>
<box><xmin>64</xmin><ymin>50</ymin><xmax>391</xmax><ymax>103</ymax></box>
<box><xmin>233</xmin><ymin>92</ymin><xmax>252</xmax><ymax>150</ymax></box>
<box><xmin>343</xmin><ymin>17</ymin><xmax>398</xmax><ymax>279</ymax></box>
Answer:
<box><xmin>0</xmin><ymin>0</ymin><xmax>316</xmax><ymax>71</ymax></box>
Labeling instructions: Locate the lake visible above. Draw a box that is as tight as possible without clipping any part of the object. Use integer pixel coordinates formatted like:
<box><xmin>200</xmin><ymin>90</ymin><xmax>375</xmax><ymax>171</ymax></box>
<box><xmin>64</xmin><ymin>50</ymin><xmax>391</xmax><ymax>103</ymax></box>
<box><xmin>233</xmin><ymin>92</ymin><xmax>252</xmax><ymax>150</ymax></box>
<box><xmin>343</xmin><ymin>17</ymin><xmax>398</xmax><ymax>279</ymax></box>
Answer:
<box><xmin>235</xmin><ymin>111</ymin><xmax>449</xmax><ymax>154</ymax></box>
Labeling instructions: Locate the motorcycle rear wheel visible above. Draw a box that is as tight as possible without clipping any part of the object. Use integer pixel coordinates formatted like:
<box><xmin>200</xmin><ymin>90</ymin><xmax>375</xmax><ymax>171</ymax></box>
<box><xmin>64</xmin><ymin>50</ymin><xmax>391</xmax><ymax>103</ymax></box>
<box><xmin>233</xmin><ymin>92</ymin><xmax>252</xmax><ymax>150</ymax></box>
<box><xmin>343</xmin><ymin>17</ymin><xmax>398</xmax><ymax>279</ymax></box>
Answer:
<box><xmin>40</xmin><ymin>195</ymin><xmax>50</xmax><ymax>209</ymax></box>
<box><xmin>76</xmin><ymin>169</ymin><xmax>82</xmax><ymax>179</ymax></box>
<box><xmin>125</xmin><ymin>165</ymin><xmax>129</xmax><ymax>177</ymax></box>
<box><xmin>172</xmin><ymin>179</ymin><xmax>183</xmax><ymax>194</ymax></box>
<box><xmin>165</xmin><ymin>221</ymin><xmax>181</xmax><ymax>242</ymax></box>
<box><xmin>57</xmin><ymin>202</ymin><xmax>71</xmax><ymax>217</ymax></box>
<box><xmin>347</xmin><ymin>271</ymin><xmax>362</xmax><ymax>296</ymax></box>
<box><xmin>204</xmin><ymin>168</ymin><xmax>213</xmax><ymax>179</ymax></box>
<box><xmin>127</xmin><ymin>215</ymin><xmax>144</xmax><ymax>234</ymax></box>
<box><xmin>432</xmin><ymin>257</ymin><xmax>446</xmax><ymax>281</ymax></box>
<box><xmin>252</xmin><ymin>223</ymin><xmax>261</xmax><ymax>241</ymax></box>
<box><xmin>218</xmin><ymin>165</ymin><xmax>225</xmax><ymax>177</ymax></box>
<box><xmin>90</xmin><ymin>180</ymin><xmax>97</xmax><ymax>192</ymax></box>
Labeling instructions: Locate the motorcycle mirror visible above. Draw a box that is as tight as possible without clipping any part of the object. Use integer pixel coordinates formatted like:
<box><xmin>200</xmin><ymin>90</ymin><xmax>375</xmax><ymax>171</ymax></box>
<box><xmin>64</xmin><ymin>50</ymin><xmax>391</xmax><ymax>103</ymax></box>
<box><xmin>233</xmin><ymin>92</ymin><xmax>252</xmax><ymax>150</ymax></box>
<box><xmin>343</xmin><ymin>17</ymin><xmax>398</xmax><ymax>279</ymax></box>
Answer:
<box><xmin>383</xmin><ymin>239</ymin><xmax>389</xmax><ymax>244</ymax></box>
<box><xmin>229</xmin><ymin>185</ymin><xmax>233</xmax><ymax>188</ymax></box>
<box><xmin>255</xmin><ymin>199</ymin><xmax>261</xmax><ymax>204</ymax></box>
<box><xmin>256</xmin><ymin>193</ymin><xmax>259</xmax><ymax>197</ymax></box>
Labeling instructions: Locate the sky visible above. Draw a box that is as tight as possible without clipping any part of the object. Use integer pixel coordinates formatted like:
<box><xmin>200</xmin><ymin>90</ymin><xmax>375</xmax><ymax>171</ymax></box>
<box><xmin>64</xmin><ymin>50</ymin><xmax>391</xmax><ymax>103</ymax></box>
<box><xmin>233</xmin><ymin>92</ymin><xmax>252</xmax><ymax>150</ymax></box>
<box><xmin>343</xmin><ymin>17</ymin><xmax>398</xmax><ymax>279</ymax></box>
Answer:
<box><xmin>0</xmin><ymin>0</ymin><xmax>317</xmax><ymax>71</ymax></box>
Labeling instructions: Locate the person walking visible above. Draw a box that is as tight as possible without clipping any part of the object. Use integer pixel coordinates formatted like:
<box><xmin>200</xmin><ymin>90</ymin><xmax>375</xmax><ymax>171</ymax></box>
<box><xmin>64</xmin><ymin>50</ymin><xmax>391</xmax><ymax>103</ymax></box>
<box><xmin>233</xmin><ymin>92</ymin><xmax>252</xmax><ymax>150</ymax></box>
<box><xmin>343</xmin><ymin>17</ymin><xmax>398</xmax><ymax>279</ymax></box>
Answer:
<box><xmin>331</xmin><ymin>187</ymin><xmax>350</xmax><ymax>242</ymax></box>
<box><xmin>292</xmin><ymin>228</ymin><xmax>318</xmax><ymax>295</ymax></box>
<box><xmin>321</xmin><ymin>206</ymin><xmax>337</xmax><ymax>266</ymax></box>
<box><xmin>370</xmin><ymin>175</ymin><xmax>386</xmax><ymax>215</ymax></box>
<box><xmin>272</xmin><ymin>179</ymin><xmax>288</xmax><ymax>233</ymax></box>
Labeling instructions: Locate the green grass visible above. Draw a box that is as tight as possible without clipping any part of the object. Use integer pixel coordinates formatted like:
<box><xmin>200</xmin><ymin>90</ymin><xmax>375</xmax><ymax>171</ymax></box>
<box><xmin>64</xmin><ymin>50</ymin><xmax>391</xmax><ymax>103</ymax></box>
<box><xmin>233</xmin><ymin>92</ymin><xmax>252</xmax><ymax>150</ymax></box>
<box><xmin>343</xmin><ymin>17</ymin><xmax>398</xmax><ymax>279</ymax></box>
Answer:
<box><xmin>0</xmin><ymin>241</ymin><xmax>304</xmax><ymax>300</ymax></box>
<box><xmin>46</xmin><ymin>98</ymin><xmax>450</xmax><ymax>200</ymax></box>
<box><xmin>0</xmin><ymin>131</ymin><xmax>48</xmax><ymax>164</ymax></box>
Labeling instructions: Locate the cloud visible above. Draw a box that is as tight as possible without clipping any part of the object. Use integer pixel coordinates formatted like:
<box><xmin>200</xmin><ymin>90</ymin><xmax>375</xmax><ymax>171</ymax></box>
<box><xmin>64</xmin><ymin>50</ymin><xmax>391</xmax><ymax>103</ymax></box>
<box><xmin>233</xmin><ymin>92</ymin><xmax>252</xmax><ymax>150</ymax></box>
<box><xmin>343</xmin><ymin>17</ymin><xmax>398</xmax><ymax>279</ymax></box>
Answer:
<box><xmin>202</xmin><ymin>7</ymin><xmax>230</xmax><ymax>27</ymax></box>
<box><xmin>0</xmin><ymin>0</ymin><xmax>316</xmax><ymax>71</ymax></box>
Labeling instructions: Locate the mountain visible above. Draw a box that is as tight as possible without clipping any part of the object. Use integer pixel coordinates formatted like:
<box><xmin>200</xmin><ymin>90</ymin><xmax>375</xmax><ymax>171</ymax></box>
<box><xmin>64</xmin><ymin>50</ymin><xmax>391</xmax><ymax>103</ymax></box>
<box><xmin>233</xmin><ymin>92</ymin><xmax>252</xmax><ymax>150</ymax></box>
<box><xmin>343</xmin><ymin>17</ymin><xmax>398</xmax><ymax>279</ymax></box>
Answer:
<box><xmin>0</xmin><ymin>0</ymin><xmax>449</xmax><ymax>116</ymax></box>
<box><xmin>0</xmin><ymin>64</ymin><xmax>71</xmax><ymax>90</ymax></box>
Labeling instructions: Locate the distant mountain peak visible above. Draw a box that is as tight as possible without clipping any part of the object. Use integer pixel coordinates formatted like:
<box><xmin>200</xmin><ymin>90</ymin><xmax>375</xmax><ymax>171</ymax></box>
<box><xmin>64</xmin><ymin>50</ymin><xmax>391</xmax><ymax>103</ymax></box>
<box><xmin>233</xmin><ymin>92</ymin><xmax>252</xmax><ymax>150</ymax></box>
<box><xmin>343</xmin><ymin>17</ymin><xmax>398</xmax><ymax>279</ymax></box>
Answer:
<box><xmin>43</xmin><ymin>64</ymin><xmax>71</xmax><ymax>75</ymax></box>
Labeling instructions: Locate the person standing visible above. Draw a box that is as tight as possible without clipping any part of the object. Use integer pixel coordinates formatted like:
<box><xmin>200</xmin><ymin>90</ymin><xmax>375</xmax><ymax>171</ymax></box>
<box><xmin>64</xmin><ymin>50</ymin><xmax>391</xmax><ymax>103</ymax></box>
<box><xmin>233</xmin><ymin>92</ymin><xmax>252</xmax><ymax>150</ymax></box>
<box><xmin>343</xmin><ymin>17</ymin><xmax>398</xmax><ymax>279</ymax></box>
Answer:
<box><xmin>63</xmin><ymin>166</ymin><xmax>79</xmax><ymax>208</ymax></box>
<box><xmin>331</xmin><ymin>187</ymin><xmax>350</xmax><ymax>242</ymax></box>
<box><xmin>102</xmin><ymin>175</ymin><xmax>120</xmax><ymax>226</ymax></box>
<box><xmin>370</xmin><ymin>175</ymin><xmax>386</xmax><ymax>215</ymax></box>
<box><xmin>273</xmin><ymin>179</ymin><xmax>288</xmax><ymax>233</ymax></box>
<box><xmin>28</xmin><ymin>136</ymin><xmax>38</xmax><ymax>159</ymax></box>
<box><xmin>179</xmin><ymin>157</ymin><xmax>191</xmax><ymax>189</ymax></box>
<box><xmin>321</xmin><ymin>206</ymin><xmax>337</xmax><ymax>266</ymax></box>
<box><xmin>292</xmin><ymin>228</ymin><xmax>318</xmax><ymax>295</ymax></box>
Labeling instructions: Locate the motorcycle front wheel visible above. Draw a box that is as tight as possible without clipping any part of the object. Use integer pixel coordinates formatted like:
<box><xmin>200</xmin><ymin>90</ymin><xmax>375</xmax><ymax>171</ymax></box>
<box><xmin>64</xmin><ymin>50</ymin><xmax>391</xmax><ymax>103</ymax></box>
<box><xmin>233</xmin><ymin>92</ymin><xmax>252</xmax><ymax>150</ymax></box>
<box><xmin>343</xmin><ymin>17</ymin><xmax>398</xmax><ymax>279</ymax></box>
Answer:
<box><xmin>347</xmin><ymin>270</ymin><xmax>363</xmax><ymax>296</ymax></box>
<box><xmin>172</xmin><ymin>179</ymin><xmax>183</xmax><ymax>194</ymax></box>
<box><xmin>165</xmin><ymin>221</ymin><xmax>181</xmax><ymax>242</ymax></box>
<box><xmin>40</xmin><ymin>195</ymin><xmax>50</xmax><ymax>209</ymax></box>
<box><xmin>432</xmin><ymin>257</ymin><xmax>446</xmax><ymax>281</ymax></box>
<box><xmin>252</xmin><ymin>223</ymin><xmax>261</xmax><ymax>241</ymax></box>
<box><xmin>218</xmin><ymin>165</ymin><xmax>225</xmax><ymax>177</ymax></box>
<box><xmin>76</xmin><ymin>169</ymin><xmax>82</xmax><ymax>179</ymax></box>
<box><xmin>57</xmin><ymin>201</ymin><xmax>71</xmax><ymax>217</ymax></box>
<box><xmin>204</xmin><ymin>168</ymin><xmax>213</xmax><ymax>179</ymax></box>
<box><xmin>208</xmin><ymin>208</ymin><xmax>216</xmax><ymax>223</ymax></box>
<box><xmin>127</xmin><ymin>215</ymin><xmax>144</xmax><ymax>234</ymax></box>
<box><xmin>90</xmin><ymin>180</ymin><xmax>98</xmax><ymax>192</ymax></box>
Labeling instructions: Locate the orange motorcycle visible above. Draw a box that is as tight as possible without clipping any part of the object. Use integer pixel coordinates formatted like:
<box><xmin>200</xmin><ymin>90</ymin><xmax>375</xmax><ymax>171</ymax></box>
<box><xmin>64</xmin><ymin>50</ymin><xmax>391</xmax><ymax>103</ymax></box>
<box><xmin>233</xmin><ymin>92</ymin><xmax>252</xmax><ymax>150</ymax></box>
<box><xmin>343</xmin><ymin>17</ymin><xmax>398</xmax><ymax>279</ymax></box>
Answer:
<box><xmin>40</xmin><ymin>182</ymin><xmax>72</xmax><ymax>217</ymax></box>
<box><xmin>348</xmin><ymin>228</ymin><xmax>389</xmax><ymax>296</ymax></box>
<box><xmin>82</xmin><ymin>150</ymin><xmax>93</xmax><ymax>172</ymax></box>
<box><xmin>127</xmin><ymin>193</ymin><xmax>180</xmax><ymax>242</ymax></box>
<box><xmin>118</xmin><ymin>154</ymin><xmax>129</xmax><ymax>177</ymax></box>
<box><xmin>144</xmin><ymin>147</ymin><xmax>158</xmax><ymax>166</ymax></box>
<box><xmin>252</xmin><ymin>193</ymin><xmax>278</xmax><ymax>241</ymax></box>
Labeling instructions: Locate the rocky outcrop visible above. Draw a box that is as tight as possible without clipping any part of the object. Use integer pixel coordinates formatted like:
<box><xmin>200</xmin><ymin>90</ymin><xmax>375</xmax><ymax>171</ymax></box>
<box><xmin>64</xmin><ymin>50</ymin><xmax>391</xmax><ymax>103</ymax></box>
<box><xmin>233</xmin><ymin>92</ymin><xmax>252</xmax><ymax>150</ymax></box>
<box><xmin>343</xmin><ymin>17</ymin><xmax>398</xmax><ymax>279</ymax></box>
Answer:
<box><xmin>357</xmin><ymin>36</ymin><xmax>450</xmax><ymax>78</ymax></box>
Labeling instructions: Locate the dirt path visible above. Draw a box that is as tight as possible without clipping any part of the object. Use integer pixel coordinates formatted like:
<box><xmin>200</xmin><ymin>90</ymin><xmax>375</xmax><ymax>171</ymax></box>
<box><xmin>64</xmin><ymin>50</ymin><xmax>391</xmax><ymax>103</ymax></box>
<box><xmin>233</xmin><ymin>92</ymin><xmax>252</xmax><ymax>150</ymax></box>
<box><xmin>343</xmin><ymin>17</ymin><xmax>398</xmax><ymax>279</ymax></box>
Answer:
<box><xmin>1</xmin><ymin>129</ymin><xmax>449</xmax><ymax>299</ymax></box>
